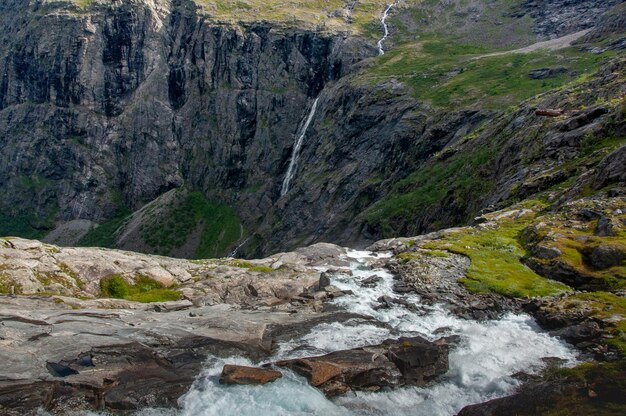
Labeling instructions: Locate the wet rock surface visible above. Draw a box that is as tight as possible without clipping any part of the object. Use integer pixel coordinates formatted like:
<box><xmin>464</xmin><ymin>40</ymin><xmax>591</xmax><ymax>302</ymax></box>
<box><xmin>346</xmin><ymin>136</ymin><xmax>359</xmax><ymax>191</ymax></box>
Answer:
<box><xmin>275</xmin><ymin>336</ymin><xmax>449</xmax><ymax>397</ymax></box>
<box><xmin>0</xmin><ymin>294</ymin><xmax>382</xmax><ymax>414</ymax></box>
<box><xmin>220</xmin><ymin>365</ymin><xmax>282</xmax><ymax>385</ymax></box>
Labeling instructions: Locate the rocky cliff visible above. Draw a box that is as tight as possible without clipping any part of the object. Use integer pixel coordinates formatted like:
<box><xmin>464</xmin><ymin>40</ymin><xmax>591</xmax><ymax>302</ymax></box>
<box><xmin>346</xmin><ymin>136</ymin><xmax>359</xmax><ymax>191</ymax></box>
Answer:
<box><xmin>0</xmin><ymin>0</ymin><xmax>624</xmax><ymax>259</ymax></box>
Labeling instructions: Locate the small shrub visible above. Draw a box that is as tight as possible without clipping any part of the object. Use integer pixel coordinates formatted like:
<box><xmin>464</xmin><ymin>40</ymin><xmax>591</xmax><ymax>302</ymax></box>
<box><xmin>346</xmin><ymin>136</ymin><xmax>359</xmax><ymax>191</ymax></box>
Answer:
<box><xmin>100</xmin><ymin>275</ymin><xmax>130</xmax><ymax>299</ymax></box>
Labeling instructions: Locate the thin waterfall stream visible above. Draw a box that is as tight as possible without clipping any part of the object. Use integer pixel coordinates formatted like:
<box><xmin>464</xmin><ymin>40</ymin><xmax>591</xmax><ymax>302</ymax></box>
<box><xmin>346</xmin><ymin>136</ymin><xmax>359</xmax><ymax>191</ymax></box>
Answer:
<box><xmin>281</xmin><ymin>98</ymin><xmax>320</xmax><ymax>196</ymax></box>
<box><xmin>377</xmin><ymin>2</ymin><xmax>399</xmax><ymax>55</ymax></box>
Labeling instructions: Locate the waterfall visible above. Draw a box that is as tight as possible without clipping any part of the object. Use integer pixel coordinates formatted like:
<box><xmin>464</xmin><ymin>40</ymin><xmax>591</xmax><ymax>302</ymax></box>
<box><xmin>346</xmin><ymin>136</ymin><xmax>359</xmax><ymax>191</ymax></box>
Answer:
<box><xmin>377</xmin><ymin>2</ymin><xmax>398</xmax><ymax>55</ymax></box>
<box><xmin>280</xmin><ymin>98</ymin><xmax>320</xmax><ymax>196</ymax></box>
<box><xmin>228</xmin><ymin>236</ymin><xmax>251</xmax><ymax>258</ymax></box>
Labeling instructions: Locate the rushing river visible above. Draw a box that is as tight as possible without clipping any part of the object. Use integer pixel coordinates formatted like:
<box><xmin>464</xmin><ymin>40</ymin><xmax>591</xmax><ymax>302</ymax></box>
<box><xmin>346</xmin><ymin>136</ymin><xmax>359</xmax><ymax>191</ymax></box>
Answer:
<box><xmin>171</xmin><ymin>250</ymin><xmax>577</xmax><ymax>416</ymax></box>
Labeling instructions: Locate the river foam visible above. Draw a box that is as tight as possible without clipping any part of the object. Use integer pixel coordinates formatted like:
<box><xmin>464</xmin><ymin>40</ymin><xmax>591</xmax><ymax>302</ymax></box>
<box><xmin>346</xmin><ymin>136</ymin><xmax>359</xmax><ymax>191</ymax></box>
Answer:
<box><xmin>176</xmin><ymin>250</ymin><xmax>577</xmax><ymax>416</ymax></box>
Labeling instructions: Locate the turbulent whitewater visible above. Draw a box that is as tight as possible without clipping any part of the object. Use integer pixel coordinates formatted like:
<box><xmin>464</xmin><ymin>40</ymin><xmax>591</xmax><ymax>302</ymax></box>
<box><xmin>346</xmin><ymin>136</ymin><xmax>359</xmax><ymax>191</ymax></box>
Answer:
<box><xmin>281</xmin><ymin>98</ymin><xmax>320</xmax><ymax>196</ymax></box>
<box><xmin>175</xmin><ymin>251</ymin><xmax>577</xmax><ymax>416</ymax></box>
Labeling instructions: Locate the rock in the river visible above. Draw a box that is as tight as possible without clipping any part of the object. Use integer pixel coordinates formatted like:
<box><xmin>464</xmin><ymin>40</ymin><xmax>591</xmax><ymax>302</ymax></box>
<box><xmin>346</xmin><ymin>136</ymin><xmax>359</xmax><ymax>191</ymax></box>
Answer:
<box><xmin>324</xmin><ymin>285</ymin><xmax>348</xmax><ymax>298</ymax></box>
<box><xmin>220</xmin><ymin>365</ymin><xmax>282</xmax><ymax>385</ymax></box>
<box><xmin>360</xmin><ymin>275</ymin><xmax>382</xmax><ymax>288</ymax></box>
<box><xmin>275</xmin><ymin>336</ymin><xmax>449</xmax><ymax>397</ymax></box>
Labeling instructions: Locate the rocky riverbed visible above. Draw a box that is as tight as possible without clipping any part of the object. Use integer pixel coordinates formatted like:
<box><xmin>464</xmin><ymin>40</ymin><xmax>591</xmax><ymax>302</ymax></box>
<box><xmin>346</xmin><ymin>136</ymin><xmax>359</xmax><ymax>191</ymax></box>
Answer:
<box><xmin>0</xmin><ymin>239</ymin><xmax>602</xmax><ymax>414</ymax></box>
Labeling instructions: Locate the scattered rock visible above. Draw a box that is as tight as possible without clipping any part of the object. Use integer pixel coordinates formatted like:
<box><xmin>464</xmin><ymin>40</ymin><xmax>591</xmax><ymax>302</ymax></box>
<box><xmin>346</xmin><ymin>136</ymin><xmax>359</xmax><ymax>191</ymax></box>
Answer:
<box><xmin>318</xmin><ymin>272</ymin><xmax>332</xmax><ymax>290</ymax></box>
<box><xmin>153</xmin><ymin>300</ymin><xmax>193</xmax><ymax>312</ymax></box>
<box><xmin>551</xmin><ymin>321</ymin><xmax>603</xmax><ymax>344</ymax></box>
<box><xmin>392</xmin><ymin>282</ymin><xmax>414</xmax><ymax>294</ymax></box>
<box><xmin>577</xmin><ymin>209</ymin><xmax>603</xmax><ymax>221</ymax></box>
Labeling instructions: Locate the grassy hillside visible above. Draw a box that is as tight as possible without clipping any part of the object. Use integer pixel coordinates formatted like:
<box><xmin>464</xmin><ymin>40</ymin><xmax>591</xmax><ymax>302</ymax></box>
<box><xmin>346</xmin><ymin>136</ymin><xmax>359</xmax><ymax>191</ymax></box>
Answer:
<box><xmin>77</xmin><ymin>190</ymin><xmax>242</xmax><ymax>259</ymax></box>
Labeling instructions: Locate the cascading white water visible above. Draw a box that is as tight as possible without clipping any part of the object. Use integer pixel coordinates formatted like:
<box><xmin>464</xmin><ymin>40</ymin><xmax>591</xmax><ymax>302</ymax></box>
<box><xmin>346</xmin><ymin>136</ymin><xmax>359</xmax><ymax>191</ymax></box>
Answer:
<box><xmin>377</xmin><ymin>2</ymin><xmax>398</xmax><ymax>55</ymax></box>
<box><xmin>280</xmin><ymin>98</ymin><xmax>320</xmax><ymax>196</ymax></box>
<box><xmin>176</xmin><ymin>250</ymin><xmax>578</xmax><ymax>416</ymax></box>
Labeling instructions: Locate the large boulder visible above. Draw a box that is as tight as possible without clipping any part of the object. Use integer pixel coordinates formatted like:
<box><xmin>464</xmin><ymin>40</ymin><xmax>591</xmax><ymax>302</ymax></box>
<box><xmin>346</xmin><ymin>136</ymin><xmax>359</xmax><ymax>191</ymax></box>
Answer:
<box><xmin>582</xmin><ymin>244</ymin><xmax>626</xmax><ymax>270</ymax></box>
<box><xmin>275</xmin><ymin>336</ymin><xmax>449</xmax><ymax>397</ymax></box>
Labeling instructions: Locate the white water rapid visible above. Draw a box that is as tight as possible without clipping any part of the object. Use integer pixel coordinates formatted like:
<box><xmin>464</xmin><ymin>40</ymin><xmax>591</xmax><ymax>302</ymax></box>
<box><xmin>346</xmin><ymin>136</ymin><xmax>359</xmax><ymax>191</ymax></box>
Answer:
<box><xmin>377</xmin><ymin>2</ymin><xmax>398</xmax><ymax>55</ymax></box>
<box><xmin>173</xmin><ymin>250</ymin><xmax>577</xmax><ymax>416</ymax></box>
<box><xmin>280</xmin><ymin>98</ymin><xmax>320</xmax><ymax>196</ymax></box>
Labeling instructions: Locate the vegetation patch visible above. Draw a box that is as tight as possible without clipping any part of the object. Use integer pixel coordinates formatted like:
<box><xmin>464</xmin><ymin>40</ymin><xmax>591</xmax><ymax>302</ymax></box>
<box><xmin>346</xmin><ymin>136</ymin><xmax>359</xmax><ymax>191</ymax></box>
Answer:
<box><xmin>359</xmin><ymin>33</ymin><xmax>612</xmax><ymax>109</ymax></box>
<box><xmin>423</xmin><ymin>217</ymin><xmax>570</xmax><ymax>298</ymax></box>
<box><xmin>78</xmin><ymin>208</ymin><xmax>132</xmax><ymax>248</ymax></box>
<box><xmin>99</xmin><ymin>275</ymin><xmax>181</xmax><ymax>303</ymax></box>
<box><xmin>140</xmin><ymin>191</ymin><xmax>241</xmax><ymax>259</ymax></box>
<box><xmin>552</xmin><ymin>292</ymin><xmax>626</xmax><ymax>355</ymax></box>
<box><xmin>192</xmin><ymin>0</ymin><xmax>392</xmax><ymax>35</ymax></box>
<box><xmin>0</xmin><ymin>211</ymin><xmax>55</xmax><ymax>240</ymax></box>
<box><xmin>227</xmin><ymin>260</ymin><xmax>274</xmax><ymax>273</ymax></box>
<box><xmin>364</xmin><ymin>139</ymin><xmax>498</xmax><ymax>237</ymax></box>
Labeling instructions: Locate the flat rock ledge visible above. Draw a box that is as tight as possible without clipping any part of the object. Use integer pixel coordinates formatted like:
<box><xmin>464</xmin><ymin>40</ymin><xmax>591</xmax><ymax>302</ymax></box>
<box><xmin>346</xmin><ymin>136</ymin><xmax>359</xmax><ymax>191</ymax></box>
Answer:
<box><xmin>220</xmin><ymin>365</ymin><xmax>283</xmax><ymax>385</ymax></box>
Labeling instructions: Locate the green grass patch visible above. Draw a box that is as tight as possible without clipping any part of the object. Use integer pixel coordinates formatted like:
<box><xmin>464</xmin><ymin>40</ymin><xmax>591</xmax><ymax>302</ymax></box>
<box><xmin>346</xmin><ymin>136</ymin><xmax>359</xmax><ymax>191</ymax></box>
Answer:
<box><xmin>99</xmin><ymin>274</ymin><xmax>181</xmax><ymax>303</ymax></box>
<box><xmin>227</xmin><ymin>260</ymin><xmax>274</xmax><ymax>273</ymax></box>
<box><xmin>423</xmin><ymin>218</ymin><xmax>570</xmax><ymax>298</ymax></box>
<box><xmin>359</xmin><ymin>35</ymin><xmax>612</xmax><ymax>109</ymax></box>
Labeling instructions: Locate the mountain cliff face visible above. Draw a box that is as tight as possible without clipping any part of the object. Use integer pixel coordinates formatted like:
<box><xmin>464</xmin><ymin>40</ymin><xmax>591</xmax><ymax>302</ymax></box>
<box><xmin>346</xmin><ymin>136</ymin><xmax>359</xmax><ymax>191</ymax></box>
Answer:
<box><xmin>0</xmin><ymin>0</ymin><xmax>624</xmax><ymax>258</ymax></box>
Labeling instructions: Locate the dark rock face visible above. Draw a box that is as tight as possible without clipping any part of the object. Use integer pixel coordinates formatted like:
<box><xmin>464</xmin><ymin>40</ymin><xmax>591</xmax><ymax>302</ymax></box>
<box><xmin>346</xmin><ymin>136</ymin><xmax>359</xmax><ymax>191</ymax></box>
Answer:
<box><xmin>0</xmin><ymin>0</ymin><xmax>371</xmax><ymax>256</ymax></box>
<box><xmin>275</xmin><ymin>336</ymin><xmax>449</xmax><ymax>397</ymax></box>
<box><xmin>511</xmin><ymin>0</ymin><xmax>622</xmax><ymax>38</ymax></box>
<box><xmin>220</xmin><ymin>364</ymin><xmax>282</xmax><ymax>385</ymax></box>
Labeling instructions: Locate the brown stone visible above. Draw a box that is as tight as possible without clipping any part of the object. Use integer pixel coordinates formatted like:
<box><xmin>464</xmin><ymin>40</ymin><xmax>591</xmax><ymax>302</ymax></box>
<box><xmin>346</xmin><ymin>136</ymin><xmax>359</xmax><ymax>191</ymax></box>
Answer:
<box><xmin>219</xmin><ymin>365</ymin><xmax>282</xmax><ymax>385</ymax></box>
